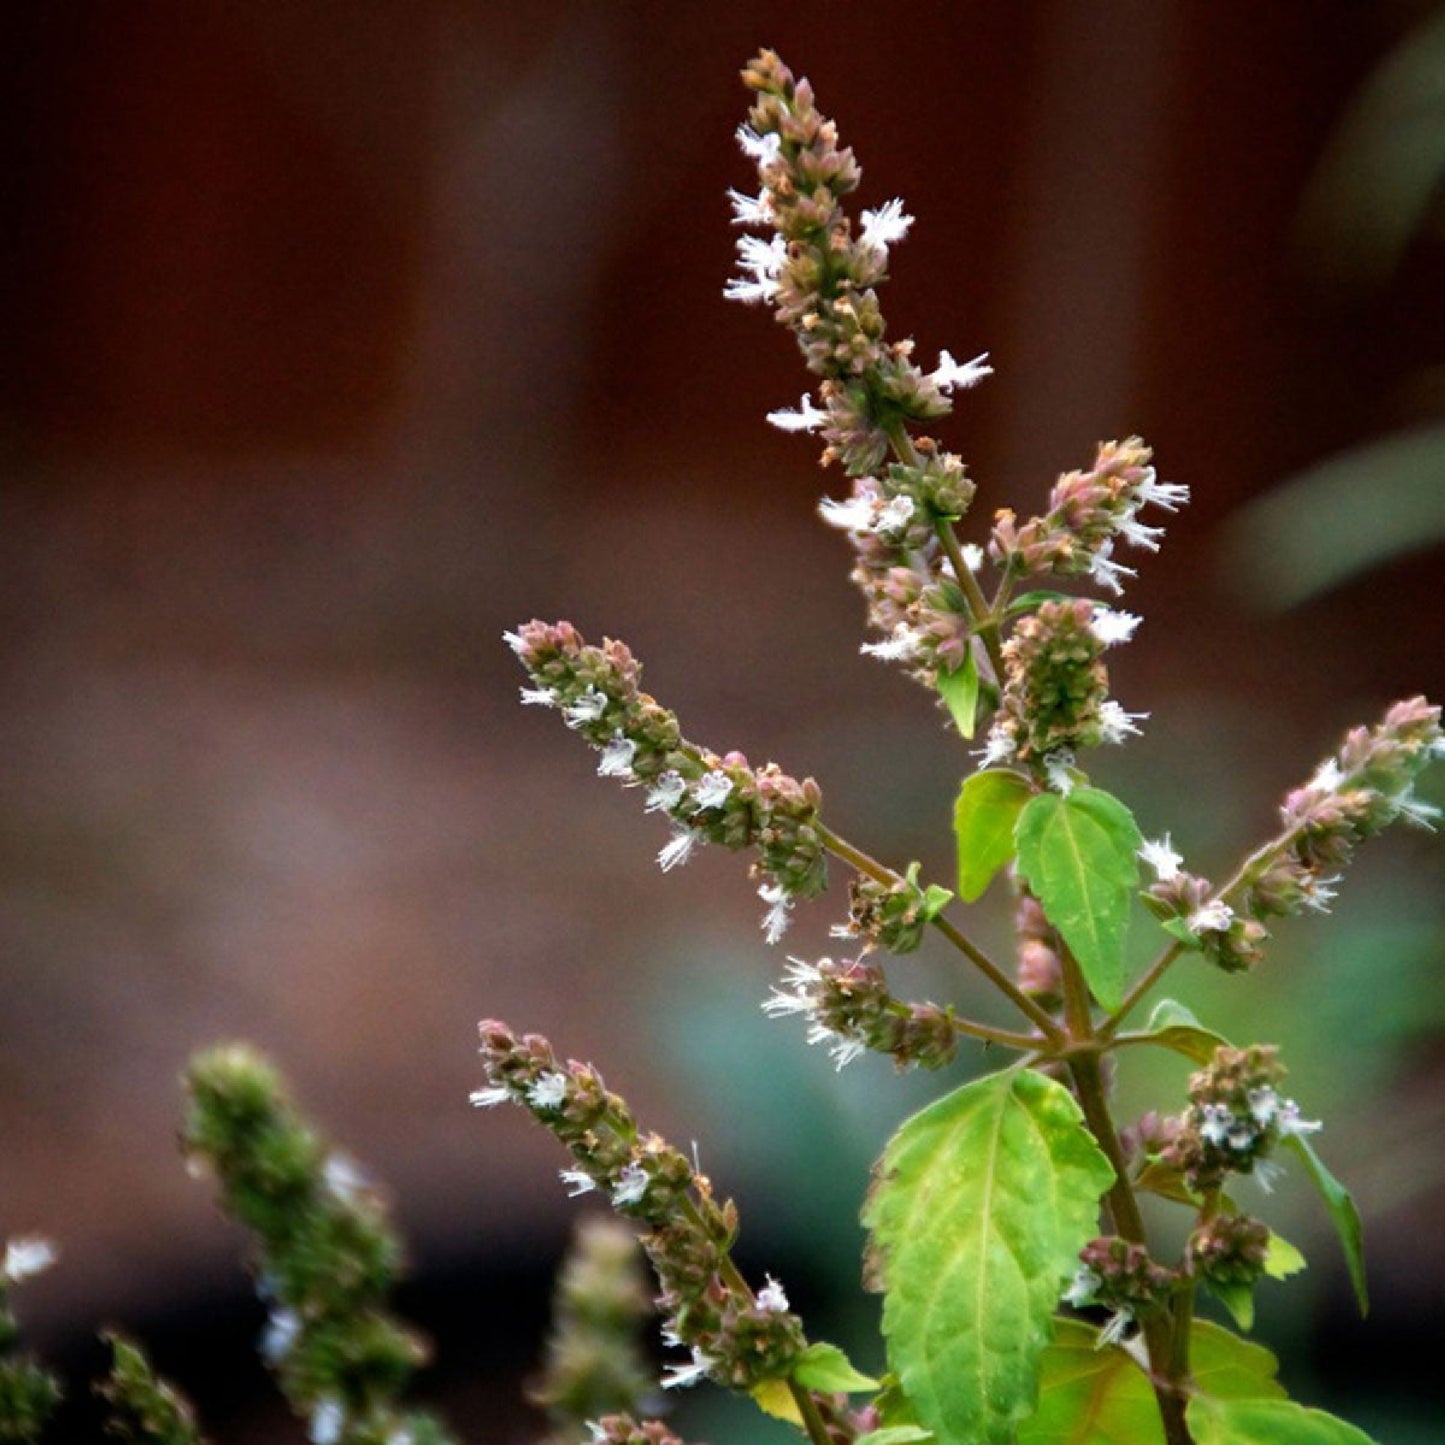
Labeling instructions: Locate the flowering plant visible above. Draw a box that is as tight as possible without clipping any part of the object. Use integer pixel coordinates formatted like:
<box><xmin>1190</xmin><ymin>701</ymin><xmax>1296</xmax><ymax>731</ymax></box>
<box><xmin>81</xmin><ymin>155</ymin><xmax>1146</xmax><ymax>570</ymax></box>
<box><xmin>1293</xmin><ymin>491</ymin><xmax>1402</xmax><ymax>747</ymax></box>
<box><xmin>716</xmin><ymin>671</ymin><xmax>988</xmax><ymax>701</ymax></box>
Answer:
<box><xmin>3</xmin><ymin>46</ymin><xmax>1439</xmax><ymax>1445</ymax></box>
<box><xmin>489</xmin><ymin>50</ymin><xmax>1441</xmax><ymax>1445</ymax></box>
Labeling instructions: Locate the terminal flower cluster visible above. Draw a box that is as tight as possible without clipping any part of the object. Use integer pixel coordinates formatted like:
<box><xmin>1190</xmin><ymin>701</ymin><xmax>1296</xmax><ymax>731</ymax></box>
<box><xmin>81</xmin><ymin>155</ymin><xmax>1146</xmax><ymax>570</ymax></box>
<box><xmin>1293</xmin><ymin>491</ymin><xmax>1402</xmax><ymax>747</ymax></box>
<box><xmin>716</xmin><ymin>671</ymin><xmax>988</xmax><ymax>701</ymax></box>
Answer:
<box><xmin>506</xmin><ymin>620</ymin><xmax>827</xmax><ymax>940</ymax></box>
<box><xmin>474</xmin><ymin>1020</ymin><xmax>806</xmax><ymax>1393</ymax></box>
<box><xmin>1166</xmin><ymin>1045</ymin><xmax>1318</xmax><ymax>1194</ymax></box>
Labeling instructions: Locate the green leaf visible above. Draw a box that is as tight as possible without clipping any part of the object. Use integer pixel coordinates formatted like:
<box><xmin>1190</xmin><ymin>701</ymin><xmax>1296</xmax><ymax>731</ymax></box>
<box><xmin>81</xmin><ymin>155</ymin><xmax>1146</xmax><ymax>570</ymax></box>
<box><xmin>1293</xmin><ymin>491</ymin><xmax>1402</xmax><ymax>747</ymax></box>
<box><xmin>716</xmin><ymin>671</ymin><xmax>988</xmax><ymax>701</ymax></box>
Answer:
<box><xmin>1188</xmin><ymin>1319</ymin><xmax>1286</xmax><ymax>1400</ymax></box>
<box><xmin>1016</xmin><ymin>1318</ymin><xmax>1283</xmax><ymax>1443</ymax></box>
<box><xmin>863</xmin><ymin>1070</ymin><xmax>1115</xmax><ymax>1445</ymax></box>
<box><xmin>1129</xmin><ymin>999</ymin><xmax>1230</xmax><ymax>1064</ymax></box>
<box><xmin>856</xmin><ymin>1431</ymin><xmax>934</xmax><ymax>1445</ymax></box>
<box><xmin>792</xmin><ymin>1341</ymin><xmax>879</xmax><ymax>1393</ymax></box>
<box><xmin>1281</xmin><ymin>1133</ymin><xmax>1368</xmax><ymax>1315</ymax></box>
<box><xmin>1014</xmin><ymin>788</ymin><xmax>1143</xmax><ymax>1011</ymax></box>
<box><xmin>750</xmin><ymin>1377</ymin><xmax>802</xmax><ymax>1424</ymax></box>
<box><xmin>1133</xmin><ymin>1158</ymin><xmax>1198</xmax><ymax>1206</ymax></box>
<box><xmin>1162</xmin><ymin>916</ymin><xmax>1204</xmax><ymax>949</ymax></box>
<box><xmin>937</xmin><ymin>652</ymin><xmax>981</xmax><ymax>738</ymax></box>
<box><xmin>953</xmin><ymin>769</ymin><xmax>1031</xmax><ymax>901</ymax></box>
<box><xmin>1207</xmin><ymin>1279</ymin><xmax>1255</xmax><ymax>1332</ymax></box>
<box><xmin>1188</xmin><ymin>1396</ymin><xmax>1378</xmax><ymax>1444</ymax></box>
<box><xmin>920</xmin><ymin>884</ymin><xmax>954</xmax><ymax>921</ymax></box>
<box><xmin>1263</xmin><ymin>1232</ymin><xmax>1306</xmax><ymax>1281</ymax></box>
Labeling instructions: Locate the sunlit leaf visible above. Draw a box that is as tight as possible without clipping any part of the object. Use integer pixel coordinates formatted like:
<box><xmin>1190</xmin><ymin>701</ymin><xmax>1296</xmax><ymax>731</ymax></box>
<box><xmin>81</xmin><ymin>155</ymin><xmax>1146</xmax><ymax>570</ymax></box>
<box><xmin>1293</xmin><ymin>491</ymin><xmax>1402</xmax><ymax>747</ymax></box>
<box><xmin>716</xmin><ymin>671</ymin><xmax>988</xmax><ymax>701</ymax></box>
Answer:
<box><xmin>1122</xmin><ymin>999</ymin><xmax>1230</xmax><ymax>1064</ymax></box>
<box><xmin>1015</xmin><ymin>788</ymin><xmax>1142</xmax><ymax>1010</ymax></box>
<box><xmin>1016</xmin><ymin>1317</ymin><xmax>1284</xmax><ymax>1443</ymax></box>
<box><xmin>863</xmin><ymin>1070</ymin><xmax>1115</xmax><ymax>1445</ymax></box>
<box><xmin>1188</xmin><ymin>1395</ymin><xmax>1378</xmax><ymax>1444</ymax></box>
<box><xmin>953</xmin><ymin>769</ymin><xmax>1031</xmax><ymax>901</ymax></box>
<box><xmin>1263</xmin><ymin>1232</ymin><xmax>1306</xmax><ymax>1282</ymax></box>
<box><xmin>792</xmin><ymin>1341</ymin><xmax>879</xmax><ymax>1393</ymax></box>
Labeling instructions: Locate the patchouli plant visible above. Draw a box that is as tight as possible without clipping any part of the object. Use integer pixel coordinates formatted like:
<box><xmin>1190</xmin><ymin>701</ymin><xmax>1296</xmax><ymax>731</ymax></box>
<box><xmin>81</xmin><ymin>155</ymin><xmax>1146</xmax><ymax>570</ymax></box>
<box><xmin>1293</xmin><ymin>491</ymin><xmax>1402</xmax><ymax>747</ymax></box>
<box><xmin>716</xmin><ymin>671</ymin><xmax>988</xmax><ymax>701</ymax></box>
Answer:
<box><xmin>4</xmin><ymin>46</ymin><xmax>1440</xmax><ymax>1445</ymax></box>
<box><xmin>484</xmin><ymin>49</ymin><xmax>1443</xmax><ymax>1445</ymax></box>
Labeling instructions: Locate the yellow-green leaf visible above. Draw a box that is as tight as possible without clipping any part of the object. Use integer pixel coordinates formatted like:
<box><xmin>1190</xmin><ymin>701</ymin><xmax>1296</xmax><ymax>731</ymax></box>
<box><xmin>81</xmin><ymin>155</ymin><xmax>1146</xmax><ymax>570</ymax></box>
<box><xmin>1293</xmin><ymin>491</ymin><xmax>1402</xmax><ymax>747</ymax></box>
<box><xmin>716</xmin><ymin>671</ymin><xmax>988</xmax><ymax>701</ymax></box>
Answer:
<box><xmin>863</xmin><ymin>1070</ymin><xmax>1115</xmax><ymax>1445</ymax></box>
<box><xmin>1188</xmin><ymin>1396</ymin><xmax>1378</xmax><ymax>1444</ymax></box>
<box><xmin>953</xmin><ymin>769</ymin><xmax>1031</xmax><ymax>901</ymax></box>
<box><xmin>1015</xmin><ymin>787</ymin><xmax>1142</xmax><ymax>1010</ymax></box>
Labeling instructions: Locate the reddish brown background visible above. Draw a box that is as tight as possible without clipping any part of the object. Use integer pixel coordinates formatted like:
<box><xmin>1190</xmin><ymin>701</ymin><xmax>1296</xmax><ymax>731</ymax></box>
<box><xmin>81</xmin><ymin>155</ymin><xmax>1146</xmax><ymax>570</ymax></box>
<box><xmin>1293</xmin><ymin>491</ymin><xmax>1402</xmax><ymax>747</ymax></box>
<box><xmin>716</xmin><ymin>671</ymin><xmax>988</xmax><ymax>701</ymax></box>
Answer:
<box><xmin>2</xmin><ymin>2</ymin><xmax>1442</xmax><ymax>1438</ymax></box>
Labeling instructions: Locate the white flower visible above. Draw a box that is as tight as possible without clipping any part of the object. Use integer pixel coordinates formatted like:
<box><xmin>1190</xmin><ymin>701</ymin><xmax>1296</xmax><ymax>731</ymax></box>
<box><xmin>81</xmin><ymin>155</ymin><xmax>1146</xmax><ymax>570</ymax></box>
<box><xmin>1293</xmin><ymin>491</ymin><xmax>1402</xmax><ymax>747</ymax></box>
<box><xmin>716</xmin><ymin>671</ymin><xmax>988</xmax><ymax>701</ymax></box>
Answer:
<box><xmin>958</xmin><ymin>542</ymin><xmax>985</xmax><ymax>573</ymax></box>
<box><xmin>728</xmin><ymin>186</ymin><xmax>773</xmax><ymax>226</ymax></box>
<box><xmin>1198</xmin><ymin>1102</ymin><xmax>1235</xmax><ymax>1147</ymax></box>
<box><xmin>2</xmin><ymin>1237</ymin><xmax>56</xmax><ymax>1283</ymax></box>
<box><xmin>1308</xmin><ymin>758</ymin><xmax>1345</xmax><ymax>793</ymax></box>
<box><xmin>1118</xmin><ymin>514</ymin><xmax>1165</xmax><ymax>552</ymax></box>
<box><xmin>1246</xmin><ymin>1087</ymin><xmax>1280</xmax><ymax>1127</ymax></box>
<box><xmin>310</xmin><ymin>1399</ymin><xmax>345</xmax><ymax>1445</ymax></box>
<box><xmin>1136</xmin><ymin>470</ymin><xmax>1190</xmax><ymax>512</ymax></box>
<box><xmin>519</xmin><ymin>686</ymin><xmax>557</xmax><ymax>707</ymax></box>
<box><xmin>662</xmin><ymin>1348</ymin><xmax>715</xmax><ymax>1390</ymax></box>
<box><xmin>260</xmin><ymin>1307</ymin><xmax>301</xmax><ymax>1364</ymax></box>
<box><xmin>611</xmin><ymin>1162</ymin><xmax>648</xmax><ymax>1207</ymax></box>
<box><xmin>860</xmin><ymin>623</ymin><xmax>923</xmax><ymax>661</ymax></box>
<box><xmin>1138</xmin><ymin>835</ymin><xmax>1183</xmax><ymax>882</ymax></box>
<box><xmin>1396</xmin><ymin>790</ymin><xmax>1441</xmax><ymax>829</ymax></box>
<box><xmin>1099</xmin><ymin>700</ymin><xmax>1148</xmax><ymax>744</ymax></box>
<box><xmin>859</xmin><ymin>197</ymin><xmax>914</xmax><ymax>250</ymax></box>
<box><xmin>762</xmin><ymin>957</ymin><xmax>822</xmax><ymax>1017</ymax></box>
<box><xmin>657</xmin><ymin>828</ymin><xmax>697</xmax><ymax>872</ymax></box>
<box><xmin>827</xmin><ymin>1036</ymin><xmax>867</xmax><ymax>1070</ymax></box>
<box><xmin>725</xmin><ymin>233</ymin><xmax>788</xmax><ymax>305</ymax></box>
<box><xmin>1298</xmin><ymin>873</ymin><xmax>1341</xmax><ymax>913</ymax></box>
<box><xmin>645</xmin><ymin>770</ymin><xmax>688</xmax><ymax>813</ymax></box>
<box><xmin>1063</xmin><ymin>1264</ymin><xmax>1101</xmax><ymax>1309</ymax></box>
<box><xmin>768</xmin><ymin>393</ymin><xmax>828</xmax><ymax>433</ymax></box>
<box><xmin>501</xmin><ymin>629</ymin><xmax>527</xmax><ymax>656</ymax></box>
<box><xmin>469</xmin><ymin>1084</ymin><xmax>511</xmax><ymax>1108</ymax></box>
<box><xmin>930</xmin><ymin>349</ymin><xmax>993</xmax><ymax>392</ymax></box>
<box><xmin>597</xmin><ymin>735</ymin><xmax>637</xmax><ymax>779</ymax></box>
<box><xmin>322</xmin><ymin>1153</ymin><xmax>368</xmax><ymax>1205</ymax></box>
<box><xmin>559</xmin><ymin>1168</ymin><xmax>597</xmax><ymax>1197</ymax></box>
<box><xmin>755</xmin><ymin>1275</ymin><xmax>790</xmax><ymax>1312</ymax></box>
<box><xmin>735</xmin><ymin>124</ymin><xmax>781</xmax><ymax>163</ymax></box>
<box><xmin>759</xmin><ymin>886</ymin><xmax>793</xmax><ymax>945</ymax></box>
<box><xmin>564</xmin><ymin>686</ymin><xmax>608</xmax><ymax>727</ymax></box>
<box><xmin>818</xmin><ymin>493</ymin><xmax>876</xmax><ymax>531</ymax></box>
<box><xmin>526</xmin><ymin>1071</ymin><xmax>570</xmax><ymax>1110</ymax></box>
<box><xmin>1276</xmin><ymin>1100</ymin><xmax>1322</xmax><ymax>1138</ymax></box>
<box><xmin>1044</xmin><ymin>752</ymin><xmax>1078</xmax><ymax>795</ymax></box>
<box><xmin>1098</xmin><ymin>1307</ymin><xmax>1136</xmax><ymax>1348</ymax></box>
<box><xmin>1087</xmin><ymin>542</ymin><xmax>1136</xmax><ymax>594</ymax></box>
<box><xmin>1090</xmin><ymin>608</ymin><xmax>1142</xmax><ymax>647</ymax></box>
<box><xmin>690</xmin><ymin>771</ymin><xmax>734</xmax><ymax>810</ymax></box>
<box><xmin>1188</xmin><ymin>899</ymin><xmax>1234</xmax><ymax>934</ymax></box>
<box><xmin>875</xmin><ymin>495</ymin><xmax>916</xmax><ymax>536</ymax></box>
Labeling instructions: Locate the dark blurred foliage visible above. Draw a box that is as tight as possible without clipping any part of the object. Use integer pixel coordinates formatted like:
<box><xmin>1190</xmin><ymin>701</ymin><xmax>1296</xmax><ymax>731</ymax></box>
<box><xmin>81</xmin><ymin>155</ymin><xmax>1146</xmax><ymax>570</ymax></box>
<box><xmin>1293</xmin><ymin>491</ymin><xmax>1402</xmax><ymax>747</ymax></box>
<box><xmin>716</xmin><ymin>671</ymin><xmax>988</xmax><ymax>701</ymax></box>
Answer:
<box><xmin>1</xmin><ymin>2</ymin><xmax>1442</xmax><ymax>1439</ymax></box>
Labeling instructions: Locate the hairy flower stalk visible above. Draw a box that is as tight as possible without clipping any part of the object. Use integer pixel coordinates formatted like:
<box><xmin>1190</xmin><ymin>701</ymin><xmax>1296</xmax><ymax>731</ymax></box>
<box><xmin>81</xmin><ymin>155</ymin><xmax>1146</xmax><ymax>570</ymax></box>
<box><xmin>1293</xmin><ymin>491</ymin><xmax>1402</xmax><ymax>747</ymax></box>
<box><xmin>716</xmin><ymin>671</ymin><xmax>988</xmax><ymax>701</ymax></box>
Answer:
<box><xmin>473</xmin><ymin>1022</ymin><xmax>811</xmax><ymax>1401</ymax></box>
<box><xmin>506</xmin><ymin>620</ymin><xmax>825</xmax><ymax>942</ymax></box>
<box><xmin>183</xmin><ymin>1046</ymin><xmax>457</xmax><ymax>1445</ymax></box>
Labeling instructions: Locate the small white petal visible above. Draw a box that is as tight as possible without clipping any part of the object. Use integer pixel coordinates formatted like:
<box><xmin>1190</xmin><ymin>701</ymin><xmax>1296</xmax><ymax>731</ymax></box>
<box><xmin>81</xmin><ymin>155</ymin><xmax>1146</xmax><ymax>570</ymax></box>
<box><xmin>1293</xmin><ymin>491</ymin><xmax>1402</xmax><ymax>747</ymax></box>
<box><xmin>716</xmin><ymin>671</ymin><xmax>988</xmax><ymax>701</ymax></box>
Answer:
<box><xmin>859</xmin><ymin>197</ymin><xmax>914</xmax><ymax>250</ymax></box>
<box><xmin>875</xmin><ymin>495</ymin><xmax>916</xmax><ymax>535</ymax></box>
<box><xmin>930</xmin><ymin>349</ymin><xmax>993</xmax><ymax>392</ymax></box>
<box><xmin>311</xmin><ymin>1400</ymin><xmax>345</xmax><ymax>1445</ymax></box>
<box><xmin>657</xmin><ymin>829</ymin><xmax>697</xmax><ymax>872</ymax></box>
<box><xmin>469</xmin><ymin>1085</ymin><xmax>512</xmax><ymax>1108</ymax></box>
<box><xmin>1090</xmin><ymin>608</ymin><xmax>1142</xmax><ymax>647</ymax></box>
<box><xmin>735</xmin><ymin>124</ymin><xmax>781</xmax><ymax>163</ymax></box>
<box><xmin>768</xmin><ymin>393</ymin><xmax>828</xmax><ymax>433</ymax></box>
<box><xmin>526</xmin><ymin>1071</ymin><xmax>570</xmax><ymax>1110</ymax></box>
<box><xmin>755</xmin><ymin>1275</ymin><xmax>790</xmax><ymax>1312</ymax></box>
<box><xmin>860</xmin><ymin>623</ymin><xmax>923</xmax><ymax>661</ymax></box>
<box><xmin>1189</xmin><ymin>900</ymin><xmax>1235</xmax><ymax>934</ymax></box>
<box><xmin>2</xmin><ymin>1238</ymin><xmax>57</xmax><ymax>1283</ymax></box>
<box><xmin>818</xmin><ymin>494</ymin><xmax>877</xmax><ymax>531</ymax></box>
<box><xmin>519</xmin><ymin>686</ymin><xmax>557</xmax><ymax>707</ymax></box>
<box><xmin>691</xmin><ymin>772</ymin><xmax>734</xmax><ymax>810</ymax></box>
<box><xmin>597</xmin><ymin>735</ymin><xmax>637</xmax><ymax>778</ymax></box>
<box><xmin>728</xmin><ymin>186</ymin><xmax>772</xmax><ymax>226</ymax></box>
<box><xmin>1308</xmin><ymin>758</ymin><xmax>1345</xmax><ymax>793</ymax></box>
<box><xmin>559</xmin><ymin>1168</ymin><xmax>597</xmax><ymax>1197</ymax></box>
<box><xmin>1137</xmin><ymin>474</ymin><xmax>1190</xmax><ymax>512</ymax></box>
<box><xmin>1099</xmin><ymin>699</ymin><xmax>1148</xmax><ymax>744</ymax></box>
<box><xmin>611</xmin><ymin>1162</ymin><xmax>649</xmax><ymax>1206</ymax></box>
<box><xmin>645</xmin><ymin>769</ymin><xmax>688</xmax><ymax>813</ymax></box>
<box><xmin>1138</xmin><ymin>835</ymin><xmax>1183</xmax><ymax>882</ymax></box>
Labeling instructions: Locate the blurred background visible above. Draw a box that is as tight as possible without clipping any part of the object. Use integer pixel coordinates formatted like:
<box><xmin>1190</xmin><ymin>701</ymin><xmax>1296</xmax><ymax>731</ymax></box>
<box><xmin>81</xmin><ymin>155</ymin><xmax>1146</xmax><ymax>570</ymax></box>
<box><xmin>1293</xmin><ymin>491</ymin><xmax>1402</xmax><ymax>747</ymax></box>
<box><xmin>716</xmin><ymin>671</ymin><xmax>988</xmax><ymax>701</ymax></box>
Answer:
<box><xmin>2</xmin><ymin>1</ymin><xmax>1444</xmax><ymax>1440</ymax></box>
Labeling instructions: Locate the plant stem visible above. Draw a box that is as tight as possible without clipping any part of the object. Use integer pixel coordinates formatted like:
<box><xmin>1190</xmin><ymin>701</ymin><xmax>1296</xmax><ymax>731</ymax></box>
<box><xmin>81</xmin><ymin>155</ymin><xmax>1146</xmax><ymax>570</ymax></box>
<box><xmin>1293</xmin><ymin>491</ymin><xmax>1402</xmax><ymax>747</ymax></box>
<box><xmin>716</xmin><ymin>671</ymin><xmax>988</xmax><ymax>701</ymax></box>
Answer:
<box><xmin>814</xmin><ymin>822</ymin><xmax>1065</xmax><ymax>1043</ymax></box>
